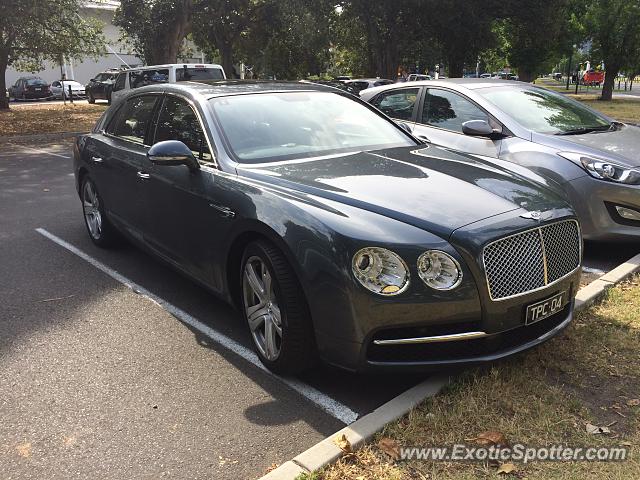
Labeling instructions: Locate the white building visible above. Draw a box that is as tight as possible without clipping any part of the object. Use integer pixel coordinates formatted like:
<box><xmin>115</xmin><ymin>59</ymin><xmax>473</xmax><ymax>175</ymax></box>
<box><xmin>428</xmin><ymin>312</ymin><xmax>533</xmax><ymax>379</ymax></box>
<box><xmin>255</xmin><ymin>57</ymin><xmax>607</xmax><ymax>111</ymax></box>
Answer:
<box><xmin>5</xmin><ymin>0</ymin><xmax>206</xmax><ymax>87</ymax></box>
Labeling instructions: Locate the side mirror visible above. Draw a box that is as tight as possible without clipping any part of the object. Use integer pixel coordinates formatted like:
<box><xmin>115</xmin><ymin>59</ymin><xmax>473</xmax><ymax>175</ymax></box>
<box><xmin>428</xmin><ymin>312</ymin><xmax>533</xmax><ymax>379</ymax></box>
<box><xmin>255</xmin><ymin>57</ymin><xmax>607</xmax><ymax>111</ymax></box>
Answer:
<box><xmin>462</xmin><ymin>119</ymin><xmax>495</xmax><ymax>137</ymax></box>
<box><xmin>148</xmin><ymin>140</ymin><xmax>200</xmax><ymax>173</ymax></box>
<box><xmin>397</xmin><ymin>122</ymin><xmax>413</xmax><ymax>134</ymax></box>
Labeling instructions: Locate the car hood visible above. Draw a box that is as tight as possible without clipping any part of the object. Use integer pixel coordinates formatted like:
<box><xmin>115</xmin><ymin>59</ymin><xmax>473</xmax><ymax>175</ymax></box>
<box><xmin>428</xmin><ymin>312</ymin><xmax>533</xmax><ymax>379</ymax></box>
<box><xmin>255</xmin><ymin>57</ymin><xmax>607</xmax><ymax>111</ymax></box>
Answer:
<box><xmin>236</xmin><ymin>145</ymin><xmax>569</xmax><ymax>239</ymax></box>
<box><xmin>537</xmin><ymin>123</ymin><xmax>640</xmax><ymax>167</ymax></box>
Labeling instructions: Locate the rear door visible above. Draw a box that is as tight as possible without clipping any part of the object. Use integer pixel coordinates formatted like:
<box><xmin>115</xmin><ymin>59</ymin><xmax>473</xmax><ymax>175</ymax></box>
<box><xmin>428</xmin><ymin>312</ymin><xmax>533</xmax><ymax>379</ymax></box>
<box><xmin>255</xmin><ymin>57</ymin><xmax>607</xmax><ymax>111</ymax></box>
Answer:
<box><xmin>94</xmin><ymin>94</ymin><xmax>160</xmax><ymax>239</ymax></box>
<box><xmin>413</xmin><ymin>88</ymin><xmax>502</xmax><ymax>158</ymax></box>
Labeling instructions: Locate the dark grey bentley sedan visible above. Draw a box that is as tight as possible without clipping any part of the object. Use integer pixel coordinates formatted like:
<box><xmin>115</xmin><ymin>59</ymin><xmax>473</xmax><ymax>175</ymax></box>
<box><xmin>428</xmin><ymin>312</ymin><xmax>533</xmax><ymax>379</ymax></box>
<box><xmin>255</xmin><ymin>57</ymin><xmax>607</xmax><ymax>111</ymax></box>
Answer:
<box><xmin>73</xmin><ymin>81</ymin><xmax>582</xmax><ymax>374</ymax></box>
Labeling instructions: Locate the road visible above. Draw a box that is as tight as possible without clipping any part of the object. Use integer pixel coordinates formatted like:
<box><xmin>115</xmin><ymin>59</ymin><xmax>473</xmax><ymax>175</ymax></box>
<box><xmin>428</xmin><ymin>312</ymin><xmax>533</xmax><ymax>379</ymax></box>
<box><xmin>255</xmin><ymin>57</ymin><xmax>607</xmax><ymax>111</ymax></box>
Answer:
<box><xmin>0</xmin><ymin>139</ymin><xmax>636</xmax><ymax>479</ymax></box>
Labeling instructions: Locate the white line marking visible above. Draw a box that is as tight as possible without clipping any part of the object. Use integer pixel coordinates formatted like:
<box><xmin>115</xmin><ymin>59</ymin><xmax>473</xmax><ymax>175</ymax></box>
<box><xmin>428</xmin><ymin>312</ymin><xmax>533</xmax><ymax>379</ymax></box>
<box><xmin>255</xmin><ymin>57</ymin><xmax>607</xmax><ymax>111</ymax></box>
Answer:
<box><xmin>12</xmin><ymin>145</ymin><xmax>71</xmax><ymax>159</ymax></box>
<box><xmin>35</xmin><ymin>227</ymin><xmax>359</xmax><ymax>424</ymax></box>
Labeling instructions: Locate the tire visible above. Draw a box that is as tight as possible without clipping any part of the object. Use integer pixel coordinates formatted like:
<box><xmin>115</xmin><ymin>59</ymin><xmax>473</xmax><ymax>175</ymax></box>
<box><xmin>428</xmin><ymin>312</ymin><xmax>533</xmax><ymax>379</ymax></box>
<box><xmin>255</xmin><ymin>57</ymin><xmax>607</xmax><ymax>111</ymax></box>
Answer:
<box><xmin>106</xmin><ymin>91</ymin><xmax>112</xmax><ymax>105</ymax></box>
<box><xmin>240</xmin><ymin>240</ymin><xmax>317</xmax><ymax>374</ymax></box>
<box><xmin>80</xmin><ymin>176</ymin><xmax>120</xmax><ymax>248</ymax></box>
<box><xmin>88</xmin><ymin>92</ymin><xmax>95</xmax><ymax>104</ymax></box>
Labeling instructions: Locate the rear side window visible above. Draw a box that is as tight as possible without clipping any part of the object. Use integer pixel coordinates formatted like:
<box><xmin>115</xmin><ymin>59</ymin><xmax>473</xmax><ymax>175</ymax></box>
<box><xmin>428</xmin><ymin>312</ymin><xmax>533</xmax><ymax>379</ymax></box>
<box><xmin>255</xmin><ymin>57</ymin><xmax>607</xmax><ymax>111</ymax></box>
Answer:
<box><xmin>371</xmin><ymin>88</ymin><xmax>419</xmax><ymax>121</ymax></box>
<box><xmin>154</xmin><ymin>96</ymin><xmax>212</xmax><ymax>162</ymax></box>
<box><xmin>108</xmin><ymin>95</ymin><xmax>158</xmax><ymax>144</ymax></box>
<box><xmin>176</xmin><ymin>66</ymin><xmax>224</xmax><ymax>82</ymax></box>
<box><xmin>130</xmin><ymin>69</ymin><xmax>169</xmax><ymax>89</ymax></box>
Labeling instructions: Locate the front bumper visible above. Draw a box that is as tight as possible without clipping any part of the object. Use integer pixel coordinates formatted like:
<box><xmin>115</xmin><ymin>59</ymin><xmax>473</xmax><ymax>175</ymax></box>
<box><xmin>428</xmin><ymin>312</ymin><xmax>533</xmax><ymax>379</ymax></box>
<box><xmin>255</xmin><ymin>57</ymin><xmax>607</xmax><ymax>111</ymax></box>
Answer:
<box><xmin>566</xmin><ymin>175</ymin><xmax>640</xmax><ymax>242</ymax></box>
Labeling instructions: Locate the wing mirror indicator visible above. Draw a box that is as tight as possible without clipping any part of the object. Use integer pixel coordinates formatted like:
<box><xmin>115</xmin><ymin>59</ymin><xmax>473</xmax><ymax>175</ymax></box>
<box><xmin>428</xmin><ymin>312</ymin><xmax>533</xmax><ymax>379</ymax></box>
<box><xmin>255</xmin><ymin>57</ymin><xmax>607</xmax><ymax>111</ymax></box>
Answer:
<box><xmin>148</xmin><ymin>140</ymin><xmax>200</xmax><ymax>173</ymax></box>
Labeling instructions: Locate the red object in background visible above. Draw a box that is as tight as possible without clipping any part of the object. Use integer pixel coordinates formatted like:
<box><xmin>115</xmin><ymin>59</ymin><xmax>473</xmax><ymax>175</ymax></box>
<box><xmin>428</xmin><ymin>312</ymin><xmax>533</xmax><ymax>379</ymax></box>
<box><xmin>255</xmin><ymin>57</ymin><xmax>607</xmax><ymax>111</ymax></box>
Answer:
<box><xmin>582</xmin><ymin>70</ymin><xmax>605</xmax><ymax>86</ymax></box>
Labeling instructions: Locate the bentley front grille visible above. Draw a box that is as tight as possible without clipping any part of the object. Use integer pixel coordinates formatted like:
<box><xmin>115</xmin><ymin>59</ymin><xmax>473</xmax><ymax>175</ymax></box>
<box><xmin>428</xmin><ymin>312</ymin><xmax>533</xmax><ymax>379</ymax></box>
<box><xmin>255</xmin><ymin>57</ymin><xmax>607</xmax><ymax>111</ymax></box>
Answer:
<box><xmin>483</xmin><ymin>220</ymin><xmax>581</xmax><ymax>300</ymax></box>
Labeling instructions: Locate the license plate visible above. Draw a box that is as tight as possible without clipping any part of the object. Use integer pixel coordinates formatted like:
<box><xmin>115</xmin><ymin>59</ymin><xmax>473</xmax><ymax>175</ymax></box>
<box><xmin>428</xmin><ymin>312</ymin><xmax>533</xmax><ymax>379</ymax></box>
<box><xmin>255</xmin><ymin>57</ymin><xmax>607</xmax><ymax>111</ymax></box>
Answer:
<box><xmin>525</xmin><ymin>291</ymin><xmax>566</xmax><ymax>325</ymax></box>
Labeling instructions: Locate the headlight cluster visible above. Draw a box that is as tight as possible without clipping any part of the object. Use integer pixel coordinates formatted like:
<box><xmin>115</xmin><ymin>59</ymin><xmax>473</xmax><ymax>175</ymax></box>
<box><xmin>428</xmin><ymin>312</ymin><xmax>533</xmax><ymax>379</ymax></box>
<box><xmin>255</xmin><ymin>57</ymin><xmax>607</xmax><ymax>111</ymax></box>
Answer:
<box><xmin>559</xmin><ymin>152</ymin><xmax>640</xmax><ymax>185</ymax></box>
<box><xmin>352</xmin><ymin>247</ymin><xmax>462</xmax><ymax>296</ymax></box>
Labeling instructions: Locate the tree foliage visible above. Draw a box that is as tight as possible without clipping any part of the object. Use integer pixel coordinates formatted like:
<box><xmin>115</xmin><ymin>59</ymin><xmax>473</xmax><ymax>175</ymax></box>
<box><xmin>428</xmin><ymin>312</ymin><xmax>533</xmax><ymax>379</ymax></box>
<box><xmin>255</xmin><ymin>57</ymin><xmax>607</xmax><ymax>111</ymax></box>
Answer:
<box><xmin>0</xmin><ymin>0</ymin><xmax>105</xmax><ymax>110</ymax></box>
<box><xmin>585</xmin><ymin>0</ymin><xmax>640</xmax><ymax>100</ymax></box>
<box><xmin>114</xmin><ymin>0</ymin><xmax>193</xmax><ymax>65</ymax></box>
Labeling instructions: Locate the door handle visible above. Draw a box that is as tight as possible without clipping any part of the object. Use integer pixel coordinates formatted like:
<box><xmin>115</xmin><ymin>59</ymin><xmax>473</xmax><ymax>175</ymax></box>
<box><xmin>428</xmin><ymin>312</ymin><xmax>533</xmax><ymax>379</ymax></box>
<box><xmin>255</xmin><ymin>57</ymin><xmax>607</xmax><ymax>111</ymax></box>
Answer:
<box><xmin>209</xmin><ymin>203</ymin><xmax>236</xmax><ymax>218</ymax></box>
<box><xmin>136</xmin><ymin>171</ymin><xmax>151</xmax><ymax>179</ymax></box>
<box><xmin>416</xmin><ymin>135</ymin><xmax>430</xmax><ymax>143</ymax></box>
<box><xmin>91</xmin><ymin>156</ymin><xmax>103</xmax><ymax>163</ymax></box>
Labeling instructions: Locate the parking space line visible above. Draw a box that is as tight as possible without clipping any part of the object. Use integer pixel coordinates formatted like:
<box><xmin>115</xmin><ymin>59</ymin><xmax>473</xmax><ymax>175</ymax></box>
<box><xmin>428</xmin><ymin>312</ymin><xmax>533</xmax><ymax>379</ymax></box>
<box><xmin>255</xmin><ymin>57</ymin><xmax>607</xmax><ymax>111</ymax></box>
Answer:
<box><xmin>35</xmin><ymin>227</ymin><xmax>359</xmax><ymax>425</ymax></box>
<box><xmin>11</xmin><ymin>144</ymin><xmax>71</xmax><ymax>159</ymax></box>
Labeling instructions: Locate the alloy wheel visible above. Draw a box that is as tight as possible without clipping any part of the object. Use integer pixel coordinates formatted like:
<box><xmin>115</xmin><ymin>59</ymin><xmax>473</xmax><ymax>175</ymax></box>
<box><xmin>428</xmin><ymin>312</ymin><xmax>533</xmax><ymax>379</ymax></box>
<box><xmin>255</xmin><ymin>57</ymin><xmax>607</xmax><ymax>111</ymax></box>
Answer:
<box><xmin>82</xmin><ymin>180</ymin><xmax>102</xmax><ymax>240</ymax></box>
<box><xmin>242</xmin><ymin>256</ymin><xmax>283</xmax><ymax>361</ymax></box>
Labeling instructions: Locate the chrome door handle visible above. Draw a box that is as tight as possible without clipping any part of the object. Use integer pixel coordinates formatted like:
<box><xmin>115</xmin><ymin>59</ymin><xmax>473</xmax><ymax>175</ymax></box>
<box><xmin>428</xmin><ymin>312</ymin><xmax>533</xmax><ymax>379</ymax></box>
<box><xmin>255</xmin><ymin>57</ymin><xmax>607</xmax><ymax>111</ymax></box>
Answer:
<box><xmin>91</xmin><ymin>156</ymin><xmax>103</xmax><ymax>163</ymax></box>
<box><xmin>136</xmin><ymin>171</ymin><xmax>151</xmax><ymax>179</ymax></box>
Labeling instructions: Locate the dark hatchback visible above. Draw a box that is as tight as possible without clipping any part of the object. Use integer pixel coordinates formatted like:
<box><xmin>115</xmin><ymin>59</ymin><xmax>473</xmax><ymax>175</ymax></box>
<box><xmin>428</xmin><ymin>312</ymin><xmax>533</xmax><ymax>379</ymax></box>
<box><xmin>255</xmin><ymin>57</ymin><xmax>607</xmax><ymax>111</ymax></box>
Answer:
<box><xmin>73</xmin><ymin>81</ymin><xmax>582</xmax><ymax>374</ymax></box>
<box><xmin>9</xmin><ymin>76</ymin><xmax>52</xmax><ymax>100</ymax></box>
<box><xmin>86</xmin><ymin>70</ymin><xmax>119</xmax><ymax>104</ymax></box>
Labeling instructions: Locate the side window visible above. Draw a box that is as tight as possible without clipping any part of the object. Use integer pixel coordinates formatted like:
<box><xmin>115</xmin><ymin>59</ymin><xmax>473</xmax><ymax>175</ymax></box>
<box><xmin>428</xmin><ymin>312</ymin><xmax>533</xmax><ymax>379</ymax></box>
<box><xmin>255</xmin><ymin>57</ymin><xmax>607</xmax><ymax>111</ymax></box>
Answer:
<box><xmin>130</xmin><ymin>69</ymin><xmax>169</xmax><ymax>89</ymax></box>
<box><xmin>422</xmin><ymin>89</ymin><xmax>489</xmax><ymax>132</ymax></box>
<box><xmin>371</xmin><ymin>88</ymin><xmax>419</xmax><ymax>121</ymax></box>
<box><xmin>52</xmin><ymin>81</ymin><xmax>60</xmax><ymax>88</ymax></box>
<box><xmin>154</xmin><ymin>96</ymin><xmax>212</xmax><ymax>162</ymax></box>
<box><xmin>114</xmin><ymin>73</ymin><xmax>125</xmax><ymax>91</ymax></box>
<box><xmin>108</xmin><ymin>95</ymin><xmax>158</xmax><ymax>144</ymax></box>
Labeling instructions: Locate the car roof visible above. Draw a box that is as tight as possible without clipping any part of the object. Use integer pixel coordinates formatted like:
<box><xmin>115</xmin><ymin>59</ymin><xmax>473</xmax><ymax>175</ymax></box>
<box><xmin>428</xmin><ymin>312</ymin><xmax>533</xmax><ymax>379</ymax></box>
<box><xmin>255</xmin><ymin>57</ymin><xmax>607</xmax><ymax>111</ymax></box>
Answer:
<box><xmin>121</xmin><ymin>63</ymin><xmax>224</xmax><ymax>72</ymax></box>
<box><xmin>128</xmin><ymin>80</ymin><xmax>340</xmax><ymax>100</ymax></box>
<box><xmin>360</xmin><ymin>78</ymin><xmax>535</xmax><ymax>98</ymax></box>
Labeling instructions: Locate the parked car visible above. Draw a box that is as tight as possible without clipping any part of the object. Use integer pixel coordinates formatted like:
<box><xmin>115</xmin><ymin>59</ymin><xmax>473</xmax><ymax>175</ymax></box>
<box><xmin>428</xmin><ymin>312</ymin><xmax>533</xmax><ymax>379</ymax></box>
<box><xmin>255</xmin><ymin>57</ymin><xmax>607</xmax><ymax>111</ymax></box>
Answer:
<box><xmin>50</xmin><ymin>80</ymin><xmax>86</xmax><ymax>99</ymax></box>
<box><xmin>86</xmin><ymin>70</ymin><xmax>120</xmax><ymax>104</ymax></box>
<box><xmin>581</xmin><ymin>69</ymin><xmax>605</xmax><ymax>86</ymax></box>
<box><xmin>8</xmin><ymin>76</ymin><xmax>52</xmax><ymax>100</ymax></box>
<box><xmin>74</xmin><ymin>81</ymin><xmax>582</xmax><ymax>374</ymax></box>
<box><xmin>111</xmin><ymin>63</ymin><xmax>225</xmax><ymax>103</ymax></box>
<box><xmin>360</xmin><ymin>78</ymin><xmax>640</xmax><ymax>242</ymax></box>
<box><xmin>344</xmin><ymin>78</ymin><xmax>394</xmax><ymax>94</ymax></box>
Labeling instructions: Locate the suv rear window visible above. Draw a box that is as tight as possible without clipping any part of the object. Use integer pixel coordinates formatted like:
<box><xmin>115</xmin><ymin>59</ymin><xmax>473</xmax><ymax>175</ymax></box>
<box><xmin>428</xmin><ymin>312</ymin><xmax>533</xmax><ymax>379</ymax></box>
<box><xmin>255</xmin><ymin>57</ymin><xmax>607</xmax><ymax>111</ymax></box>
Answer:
<box><xmin>27</xmin><ymin>78</ymin><xmax>47</xmax><ymax>86</ymax></box>
<box><xmin>176</xmin><ymin>67</ymin><xmax>224</xmax><ymax>82</ymax></box>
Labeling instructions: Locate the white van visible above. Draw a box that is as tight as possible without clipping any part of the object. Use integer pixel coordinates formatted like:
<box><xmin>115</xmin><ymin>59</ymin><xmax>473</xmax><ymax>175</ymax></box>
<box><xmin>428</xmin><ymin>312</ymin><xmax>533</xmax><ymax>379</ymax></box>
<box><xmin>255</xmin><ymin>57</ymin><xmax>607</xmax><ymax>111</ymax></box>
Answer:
<box><xmin>111</xmin><ymin>63</ymin><xmax>226</xmax><ymax>103</ymax></box>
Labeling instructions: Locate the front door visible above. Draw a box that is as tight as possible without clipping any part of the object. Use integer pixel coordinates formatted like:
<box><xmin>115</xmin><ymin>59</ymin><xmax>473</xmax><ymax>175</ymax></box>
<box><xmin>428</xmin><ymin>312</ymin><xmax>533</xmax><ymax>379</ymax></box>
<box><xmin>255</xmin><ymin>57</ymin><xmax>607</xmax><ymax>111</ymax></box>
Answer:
<box><xmin>413</xmin><ymin>88</ymin><xmax>502</xmax><ymax>158</ymax></box>
<box><xmin>143</xmin><ymin>95</ymin><xmax>229</xmax><ymax>286</ymax></box>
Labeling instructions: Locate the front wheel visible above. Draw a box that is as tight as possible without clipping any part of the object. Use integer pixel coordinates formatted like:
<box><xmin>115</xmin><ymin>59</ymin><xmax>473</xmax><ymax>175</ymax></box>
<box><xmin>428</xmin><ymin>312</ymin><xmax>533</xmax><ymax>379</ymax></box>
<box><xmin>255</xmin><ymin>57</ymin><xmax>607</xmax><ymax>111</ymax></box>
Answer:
<box><xmin>80</xmin><ymin>176</ymin><xmax>120</xmax><ymax>248</ymax></box>
<box><xmin>87</xmin><ymin>92</ymin><xmax>95</xmax><ymax>104</ymax></box>
<box><xmin>241</xmin><ymin>241</ymin><xmax>317</xmax><ymax>374</ymax></box>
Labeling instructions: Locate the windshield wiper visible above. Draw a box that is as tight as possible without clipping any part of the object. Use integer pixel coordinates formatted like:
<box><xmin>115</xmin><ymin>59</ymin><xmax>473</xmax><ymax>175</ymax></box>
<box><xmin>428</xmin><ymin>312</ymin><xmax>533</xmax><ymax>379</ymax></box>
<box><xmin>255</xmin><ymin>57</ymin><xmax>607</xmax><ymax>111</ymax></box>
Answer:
<box><xmin>556</xmin><ymin>123</ymin><xmax>614</xmax><ymax>135</ymax></box>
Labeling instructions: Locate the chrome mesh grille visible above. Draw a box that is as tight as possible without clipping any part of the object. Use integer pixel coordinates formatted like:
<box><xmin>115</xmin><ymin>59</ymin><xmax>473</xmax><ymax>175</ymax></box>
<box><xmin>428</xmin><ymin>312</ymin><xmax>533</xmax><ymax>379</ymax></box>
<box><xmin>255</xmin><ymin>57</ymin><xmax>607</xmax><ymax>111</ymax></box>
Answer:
<box><xmin>483</xmin><ymin>220</ymin><xmax>581</xmax><ymax>300</ymax></box>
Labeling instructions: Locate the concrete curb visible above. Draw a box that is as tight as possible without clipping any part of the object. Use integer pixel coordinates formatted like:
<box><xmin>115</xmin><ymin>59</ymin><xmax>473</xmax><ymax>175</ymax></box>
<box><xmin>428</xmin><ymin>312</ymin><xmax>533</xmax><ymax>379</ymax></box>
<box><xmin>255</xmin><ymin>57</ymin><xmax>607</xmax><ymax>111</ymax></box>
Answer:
<box><xmin>259</xmin><ymin>253</ymin><xmax>640</xmax><ymax>480</ymax></box>
<box><xmin>2</xmin><ymin>131</ymin><xmax>87</xmax><ymax>144</ymax></box>
<box><xmin>575</xmin><ymin>253</ymin><xmax>640</xmax><ymax>311</ymax></box>
<box><xmin>260</xmin><ymin>376</ymin><xmax>449</xmax><ymax>480</ymax></box>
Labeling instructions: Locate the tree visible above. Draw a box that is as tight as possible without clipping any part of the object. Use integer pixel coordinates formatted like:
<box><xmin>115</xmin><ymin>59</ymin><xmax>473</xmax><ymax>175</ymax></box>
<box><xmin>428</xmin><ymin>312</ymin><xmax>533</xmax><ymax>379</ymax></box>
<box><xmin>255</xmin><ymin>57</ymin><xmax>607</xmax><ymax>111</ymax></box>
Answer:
<box><xmin>428</xmin><ymin>0</ymin><xmax>500</xmax><ymax>77</ymax></box>
<box><xmin>0</xmin><ymin>0</ymin><xmax>104</xmax><ymax>110</ymax></box>
<box><xmin>114</xmin><ymin>0</ymin><xmax>193</xmax><ymax>65</ymax></box>
<box><xmin>586</xmin><ymin>0</ymin><xmax>640</xmax><ymax>100</ymax></box>
<box><xmin>502</xmin><ymin>0</ymin><xmax>574</xmax><ymax>82</ymax></box>
<box><xmin>192</xmin><ymin>0</ymin><xmax>262</xmax><ymax>78</ymax></box>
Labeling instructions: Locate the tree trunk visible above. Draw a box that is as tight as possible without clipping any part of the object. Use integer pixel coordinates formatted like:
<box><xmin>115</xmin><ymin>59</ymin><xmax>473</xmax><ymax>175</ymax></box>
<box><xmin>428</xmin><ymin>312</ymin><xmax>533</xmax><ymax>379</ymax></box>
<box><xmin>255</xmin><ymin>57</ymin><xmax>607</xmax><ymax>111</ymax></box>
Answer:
<box><xmin>219</xmin><ymin>43</ymin><xmax>234</xmax><ymax>78</ymax></box>
<box><xmin>517</xmin><ymin>69</ymin><xmax>534</xmax><ymax>83</ymax></box>
<box><xmin>0</xmin><ymin>51</ymin><xmax>8</xmax><ymax>111</ymax></box>
<box><xmin>447</xmin><ymin>56</ymin><xmax>464</xmax><ymax>78</ymax></box>
<box><xmin>601</xmin><ymin>68</ymin><xmax>618</xmax><ymax>101</ymax></box>
<box><xmin>150</xmin><ymin>0</ymin><xmax>192</xmax><ymax>64</ymax></box>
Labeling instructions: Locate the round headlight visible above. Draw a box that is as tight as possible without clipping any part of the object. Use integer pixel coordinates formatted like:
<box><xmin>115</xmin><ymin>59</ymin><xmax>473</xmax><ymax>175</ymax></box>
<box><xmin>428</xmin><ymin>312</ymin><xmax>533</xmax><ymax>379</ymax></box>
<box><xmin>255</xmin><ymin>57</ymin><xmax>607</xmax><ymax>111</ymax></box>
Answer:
<box><xmin>352</xmin><ymin>247</ymin><xmax>409</xmax><ymax>296</ymax></box>
<box><xmin>417</xmin><ymin>250</ymin><xmax>463</xmax><ymax>290</ymax></box>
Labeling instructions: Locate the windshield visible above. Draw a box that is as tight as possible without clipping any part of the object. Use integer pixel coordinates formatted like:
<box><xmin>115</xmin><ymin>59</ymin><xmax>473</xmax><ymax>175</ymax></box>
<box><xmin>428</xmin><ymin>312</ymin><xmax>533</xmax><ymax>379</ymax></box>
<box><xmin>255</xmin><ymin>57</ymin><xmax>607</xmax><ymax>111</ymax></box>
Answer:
<box><xmin>177</xmin><ymin>67</ymin><xmax>224</xmax><ymax>82</ymax></box>
<box><xmin>210</xmin><ymin>91</ymin><xmax>415</xmax><ymax>164</ymax></box>
<box><xmin>477</xmin><ymin>86</ymin><xmax>611</xmax><ymax>134</ymax></box>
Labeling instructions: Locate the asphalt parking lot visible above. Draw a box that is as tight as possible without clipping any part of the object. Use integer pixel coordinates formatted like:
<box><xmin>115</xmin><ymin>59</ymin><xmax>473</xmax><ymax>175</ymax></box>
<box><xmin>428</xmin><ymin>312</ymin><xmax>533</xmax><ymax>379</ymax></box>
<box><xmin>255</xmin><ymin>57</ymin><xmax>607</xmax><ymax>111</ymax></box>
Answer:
<box><xmin>1</xmin><ymin>139</ymin><xmax>637</xmax><ymax>479</ymax></box>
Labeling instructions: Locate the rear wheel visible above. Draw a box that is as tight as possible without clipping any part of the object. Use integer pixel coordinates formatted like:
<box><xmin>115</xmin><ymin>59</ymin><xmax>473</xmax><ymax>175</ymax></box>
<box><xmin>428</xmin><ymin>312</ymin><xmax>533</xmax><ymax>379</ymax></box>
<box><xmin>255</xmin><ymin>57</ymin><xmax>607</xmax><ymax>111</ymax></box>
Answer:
<box><xmin>241</xmin><ymin>241</ymin><xmax>317</xmax><ymax>374</ymax></box>
<box><xmin>81</xmin><ymin>176</ymin><xmax>120</xmax><ymax>248</ymax></box>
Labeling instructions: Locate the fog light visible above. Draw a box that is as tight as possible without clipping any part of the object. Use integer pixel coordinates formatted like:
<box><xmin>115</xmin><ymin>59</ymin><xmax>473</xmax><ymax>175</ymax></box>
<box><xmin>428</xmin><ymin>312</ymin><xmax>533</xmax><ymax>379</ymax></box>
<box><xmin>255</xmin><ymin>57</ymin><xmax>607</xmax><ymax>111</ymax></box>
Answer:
<box><xmin>615</xmin><ymin>205</ymin><xmax>640</xmax><ymax>222</ymax></box>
